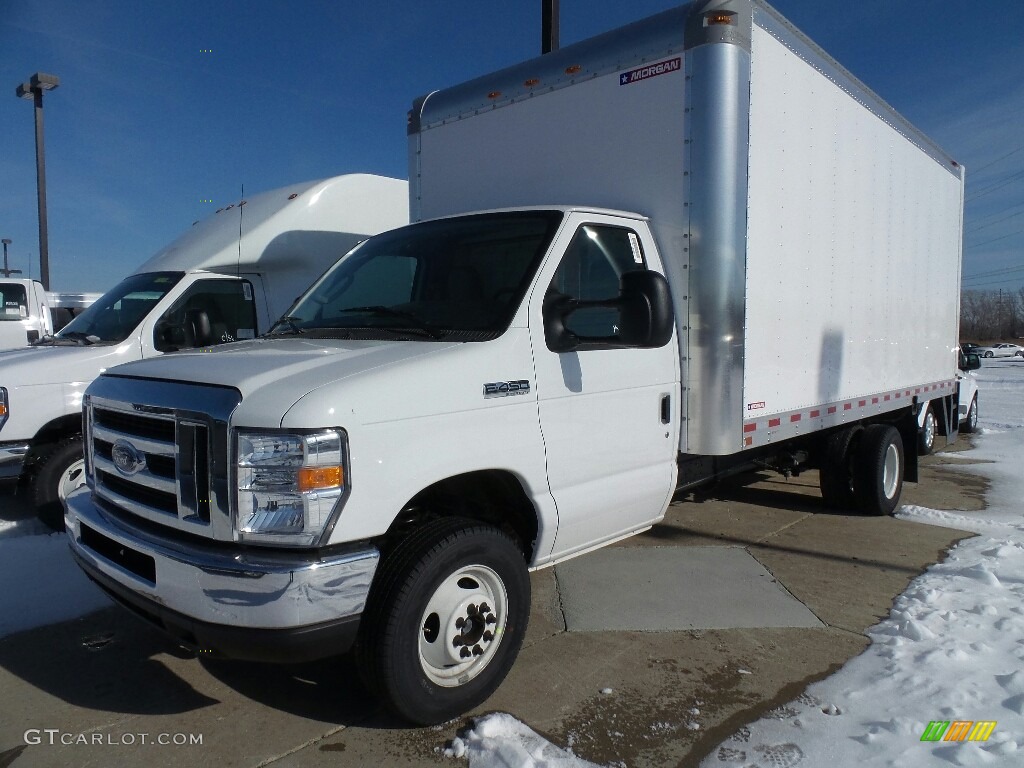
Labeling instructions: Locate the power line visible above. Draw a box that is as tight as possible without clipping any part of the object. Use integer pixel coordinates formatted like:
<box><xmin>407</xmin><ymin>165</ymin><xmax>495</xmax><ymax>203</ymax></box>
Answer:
<box><xmin>962</xmin><ymin>276</ymin><xmax>1024</xmax><ymax>289</ymax></box>
<box><xmin>968</xmin><ymin>229</ymin><xmax>1024</xmax><ymax>248</ymax></box>
<box><xmin>962</xmin><ymin>263</ymin><xmax>1024</xmax><ymax>281</ymax></box>
<box><xmin>966</xmin><ymin>204</ymin><xmax>1024</xmax><ymax>233</ymax></box>
<box><xmin>968</xmin><ymin>146</ymin><xmax>1024</xmax><ymax>176</ymax></box>
<box><xmin>966</xmin><ymin>168</ymin><xmax>1024</xmax><ymax>201</ymax></box>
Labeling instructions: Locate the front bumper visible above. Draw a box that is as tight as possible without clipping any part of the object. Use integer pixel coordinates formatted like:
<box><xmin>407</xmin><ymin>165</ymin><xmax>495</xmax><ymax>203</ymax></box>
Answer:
<box><xmin>65</xmin><ymin>488</ymin><xmax>379</xmax><ymax>662</ymax></box>
<box><xmin>0</xmin><ymin>442</ymin><xmax>30</xmax><ymax>481</ymax></box>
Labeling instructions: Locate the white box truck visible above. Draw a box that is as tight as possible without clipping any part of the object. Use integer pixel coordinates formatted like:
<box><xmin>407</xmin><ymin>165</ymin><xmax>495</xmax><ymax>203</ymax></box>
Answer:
<box><xmin>65</xmin><ymin>1</ymin><xmax>968</xmax><ymax>724</ymax></box>
<box><xmin>0</xmin><ymin>174</ymin><xmax>407</xmax><ymax>527</ymax></box>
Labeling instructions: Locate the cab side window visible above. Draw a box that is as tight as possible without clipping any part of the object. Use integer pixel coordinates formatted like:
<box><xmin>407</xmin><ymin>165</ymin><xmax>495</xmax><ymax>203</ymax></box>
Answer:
<box><xmin>154</xmin><ymin>280</ymin><xmax>257</xmax><ymax>352</ymax></box>
<box><xmin>547</xmin><ymin>225</ymin><xmax>646</xmax><ymax>342</ymax></box>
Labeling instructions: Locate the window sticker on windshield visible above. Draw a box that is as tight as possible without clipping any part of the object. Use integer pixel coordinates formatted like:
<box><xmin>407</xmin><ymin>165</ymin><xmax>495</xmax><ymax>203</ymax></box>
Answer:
<box><xmin>628</xmin><ymin>232</ymin><xmax>644</xmax><ymax>264</ymax></box>
<box><xmin>154</xmin><ymin>277</ymin><xmax>171</xmax><ymax>283</ymax></box>
<box><xmin>243</xmin><ymin>282</ymin><xmax>252</xmax><ymax>301</ymax></box>
<box><xmin>237</xmin><ymin>328</ymin><xmax>255</xmax><ymax>339</ymax></box>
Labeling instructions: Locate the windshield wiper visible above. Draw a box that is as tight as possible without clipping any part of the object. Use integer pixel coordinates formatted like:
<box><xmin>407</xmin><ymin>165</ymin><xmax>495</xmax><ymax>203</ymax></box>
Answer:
<box><xmin>266</xmin><ymin>315</ymin><xmax>306</xmax><ymax>336</ymax></box>
<box><xmin>55</xmin><ymin>331</ymin><xmax>98</xmax><ymax>346</ymax></box>
<box><xmin>336</xmin><ymin>306</ymin><xmax>444</xmax><ymax>340</ymax></box>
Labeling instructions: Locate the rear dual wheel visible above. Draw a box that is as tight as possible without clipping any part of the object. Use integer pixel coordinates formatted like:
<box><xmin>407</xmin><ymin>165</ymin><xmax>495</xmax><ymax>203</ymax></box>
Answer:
<box><xmin>819</xmin><ymin>424</ymin><xmax>904</xmax><ymax>516</ymax></box>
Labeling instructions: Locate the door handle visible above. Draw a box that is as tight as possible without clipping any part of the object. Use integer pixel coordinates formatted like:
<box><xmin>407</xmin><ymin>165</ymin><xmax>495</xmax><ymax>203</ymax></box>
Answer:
<box><xmin>661</xmin><ymin>394</ymin><xmax>671</xmax><ymax>424</ymax></box>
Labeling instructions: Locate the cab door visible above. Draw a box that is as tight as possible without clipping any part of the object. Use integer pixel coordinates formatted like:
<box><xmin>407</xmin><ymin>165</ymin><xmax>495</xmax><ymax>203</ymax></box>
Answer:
<box><xmin>529</xmin><ymin>214</ymin><xmax>679</xmax><ymax>561</ymax></box>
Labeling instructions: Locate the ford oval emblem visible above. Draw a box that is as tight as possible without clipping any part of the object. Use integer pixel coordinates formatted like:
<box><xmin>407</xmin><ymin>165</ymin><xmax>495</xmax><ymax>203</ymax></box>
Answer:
<box><xmin>111</xmin><ymin>439</ymin><xmax>146</xmax><ymax>477</ymax></box>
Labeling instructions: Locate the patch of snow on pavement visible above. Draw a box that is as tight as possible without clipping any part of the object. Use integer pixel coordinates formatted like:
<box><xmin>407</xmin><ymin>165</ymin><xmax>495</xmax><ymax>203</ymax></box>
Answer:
<box><xmin>443</xmin><ymin>713</ymin><xmax>600</xmax><ymax>767</ymax></box>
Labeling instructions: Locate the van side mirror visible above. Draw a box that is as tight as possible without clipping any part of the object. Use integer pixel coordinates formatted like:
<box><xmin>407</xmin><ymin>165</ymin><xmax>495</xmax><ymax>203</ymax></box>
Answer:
<box><xmin>543</xmin><ymin>270</ymin><xmax>674</xmax><ymax>352</ymax></box>
<box><xmin>617</xmin><ymin>270</ymin><xmax>674</xmax><ymax>348</ymax></box>
<box><xmin>959</xmin><ymin>352</ymin><xmax>981</xmax><ymax>371</ymax></box>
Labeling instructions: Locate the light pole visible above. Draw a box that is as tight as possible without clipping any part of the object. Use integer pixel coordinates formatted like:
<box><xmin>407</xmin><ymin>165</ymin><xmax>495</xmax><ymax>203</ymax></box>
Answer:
<box><xmin>15</xmin><ymin>72</ymin><xmax>60</xmax><ymax>291</ymax></box>
<box><xmin>1</xmin><ymin>239</ymin><xmax>21</xmax><ymax>278</ymax></box>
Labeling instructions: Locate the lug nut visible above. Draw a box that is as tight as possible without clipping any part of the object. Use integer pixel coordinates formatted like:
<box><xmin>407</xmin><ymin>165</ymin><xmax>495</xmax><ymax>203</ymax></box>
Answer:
<box><xmin>486</xmin><ymin>615</ymin><xmax>497</xmax><ymax>625</ymax></box>
<box><xmin>455</xmin><ymin>617</ymin><xmax>465</xmax><ymax>629</ymax></box>
<box><xmin>460</xmin><ymin>647</ymin><xmax>471</xmax><ymax>659</ymax></box>
<box><xmin>483</xmin><ymin>631</ymin><xmax>493</xmax><ymax>642</ymax></box>
<box><xmin>473</xmin><ymin>645</ymin><xmax>483</xmax><ymax>656</ymax></box>
<box><xmin>467</xmin><ymin>604</ymin><xmax>477</xmax><ymax>615</ymax></box>
<box><xmin>480</xmin><ymin>602</ymin><xmax>490</xmax><ymax>614</ymax></box>
<box><xmin>453</xmin><ymin>637</ymin><xmax>462</xmax><ymax>647</ymax></box>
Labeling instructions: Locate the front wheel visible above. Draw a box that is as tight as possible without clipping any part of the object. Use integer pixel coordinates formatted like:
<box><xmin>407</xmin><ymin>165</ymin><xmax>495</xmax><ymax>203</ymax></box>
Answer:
<box><xmin>984</xmin><ymin>351</ymin><xmax>994</xmax><ymax>358</ymax></box>
<box><xmin>853</xmin><ymin>425</ymin><xmax>904</xmax><ymax>516</ymax></box>
<box><xmin>31</xmin><ymin>436</ymin><xmax>85</xmax><ymax>531</ymax></box>
<box><xmin>961</xmin><ymin>395</ymin><xmax>979</xmax><ymax>434</ymax></box>
<box><xmin>917</xmin><ymin>406</ymin><xmax>936</xmax><ymax>456</ymax></box>
<box><xmin>357</xmin><ymin>518</ymin><xmax>530</xmax><ymax>725</ymax></box>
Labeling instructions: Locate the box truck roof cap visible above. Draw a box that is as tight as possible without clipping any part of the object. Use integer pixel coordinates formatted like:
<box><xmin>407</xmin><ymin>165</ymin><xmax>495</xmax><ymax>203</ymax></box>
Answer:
<box><xmin>410</xmin><ymin>0</ymin><xmax>958</xmax><ymax>176</ymax></box>
<box><xmin>132</xmin><ymin>174</ymin><xmax>409</xmax><ymax>276</ymax></box>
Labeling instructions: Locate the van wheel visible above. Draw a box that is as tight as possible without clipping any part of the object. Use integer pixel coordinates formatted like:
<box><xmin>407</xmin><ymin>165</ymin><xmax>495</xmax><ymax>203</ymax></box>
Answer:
<box><xmin>357</xmin><ymin>518</ymin><xmax>530</xmax><ymax>725</ymax></box>
<box><xmin>917</xmin><ymin>406</ymin><xmax>936</xmax><ymax>456</ymax></box>
<box><xmin>853</xmin><ymin>425</ymin><xmax>904</xmax><ymax>516</ymax></box>
<box><xmin>31</xmin><ymin>436</ymin><xmax>85</xmax><ymax>532</ymax></box>
<box><xmin>961</xmin><ymin>395</ymin><xmax>978</xmax><ymax>434</ymax></box>
<box><xmin>819</xmin><ymin>427</ymin><xmax>860</xmax><ymax>509</ymax></box>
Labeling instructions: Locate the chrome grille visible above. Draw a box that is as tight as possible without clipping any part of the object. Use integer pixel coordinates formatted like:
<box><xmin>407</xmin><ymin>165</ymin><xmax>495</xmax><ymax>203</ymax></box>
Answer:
<box><xmin>84</xmin><ymin>376</ymin><xmax>240</xmax><ymax>541</ymax></box>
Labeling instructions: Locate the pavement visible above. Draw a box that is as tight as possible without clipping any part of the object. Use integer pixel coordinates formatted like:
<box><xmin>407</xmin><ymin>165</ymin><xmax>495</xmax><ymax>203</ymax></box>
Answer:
<box><xmin>0</xmin><ymin>437</ymin><xmax>986</xmax><ymax>767</ymax></box>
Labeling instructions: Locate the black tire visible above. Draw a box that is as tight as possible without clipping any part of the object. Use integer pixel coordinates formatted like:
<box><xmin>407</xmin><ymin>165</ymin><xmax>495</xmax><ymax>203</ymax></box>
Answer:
<box><xmin>961</xmin><ymin>395</ymin><xmax>979</xmax><ymax>434</ymax></box>
<box><xmin>357</xmin><ymin>517</ymin><xmax>530</xmax><ymax>725</ymax></box>
<box><xmin>917</xmin><ymin>405</ymin><xmax>936</xmax><ymax>456</ymax></box>
<box><xmin>819</xmin><ymin>427</ymin><xmax>860</xmax><ymax>510</ymax></box>
<box><xmin>31</xmin><ymin>436</ymin><xmax>85</xmax><ymax>532</ymax></box>
<box><xmin>984</xmin><ymin>351</ymin><xmax>993</xmax><ymax>358</ymax></box>
<box><xmin>853</xmin><ymin>424</ymin><xmax>904</xmax><ymax>516</ymax></box>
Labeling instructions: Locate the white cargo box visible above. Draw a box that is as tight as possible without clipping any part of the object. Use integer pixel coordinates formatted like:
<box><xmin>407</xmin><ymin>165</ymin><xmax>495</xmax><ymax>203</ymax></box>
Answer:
<box><xmin>409</xmin><ymin>0</ymin><xmax>963</xmax><ymax>456</ymax></box>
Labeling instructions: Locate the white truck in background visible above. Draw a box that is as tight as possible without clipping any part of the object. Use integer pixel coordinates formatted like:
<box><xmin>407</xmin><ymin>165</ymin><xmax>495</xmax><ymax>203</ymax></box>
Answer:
<box><xmin>0</xmin><ymin>279</ymin><xmax>53</xmax><ymax>349</ymax></box>
<box><xmin>0</xmin><ymin>282</ymin><xmax>102</xmax><ymax>350</ymax></box>
<box><xmin>66</xmin><ymin>0</ymin><xmax>968</xmax><ymax>725</ymax></box>
<box><xmin>0</xmin><ymin>174</ymin><xmax>407</xmax><ymax>527</ymax></box>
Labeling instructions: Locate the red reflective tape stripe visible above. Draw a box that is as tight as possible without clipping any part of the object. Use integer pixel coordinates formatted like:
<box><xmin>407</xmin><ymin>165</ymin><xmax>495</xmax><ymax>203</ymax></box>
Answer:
<box><xmin>884</xmin><ymin>395</ymin><xmax>891</xmax><ymax>401</ymax></box>
<box><xmin>744</xmin><ymin>436</ymin><xmax>752</xmax><ymax>446</ymax></box>
<box><xmin>810</xmin><ymin>410</ymin><xmax>820</xmax><ymax>418</ymax></box>
<box><xmin>743</xmin><ymin>423</ymin><xmax>757</xmax><ymax>433</ymax></box>
<box><xmin>844</xmin><ymin>403</ymin><xmax>852</xmax><ymax>410</ymax></box>
<box><xmin>872</xmin><ymin>397</ymin><xmax>879</xmax><ymax>404</ymax></box>
<box><xmin>828</xmin><ymin>406</ymin><xmax>837</xmax><ymax>414</ymax></box>
<box><xmin>791</xmin><ymin>414</ymin><xmax>801</xmax><ymax>423</ymax></box>
<box><xmin>768</xmin><ymin>418</ymin><xmax>781</xmax><ymax>427</ymax></box>
<box><xmin>859</xmin><ymin>400</ymin><xmax>866</xmax><ymax>407</ymax></box>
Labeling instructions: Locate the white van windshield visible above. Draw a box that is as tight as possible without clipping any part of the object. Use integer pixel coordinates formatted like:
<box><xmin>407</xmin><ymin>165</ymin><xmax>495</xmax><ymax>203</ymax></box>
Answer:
<box><xmin>54</xmin><ymin>272</ymin><xmax>184</xmax><ymax>344</ymax></box>
<box><xmin>276</xmin><ymin>212</ymin><xmax>563</xmax><ymax>342</ymax></box>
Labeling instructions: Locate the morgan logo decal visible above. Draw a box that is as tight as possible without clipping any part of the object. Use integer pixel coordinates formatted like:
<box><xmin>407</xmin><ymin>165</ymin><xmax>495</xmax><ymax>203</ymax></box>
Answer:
<box><xmin>111</xmin><ymin>439</ymin><xmax>147</xmax><ymax>477</ymax></box>
<box><xmin>483</xmin><ymin>380</ymin><xmax>531</xmax><ymax>399</ymax></box>
<box><xmin>619</xmin><ymin>57</ymin><xmax>681</xmax><ymax>86</ymax></box>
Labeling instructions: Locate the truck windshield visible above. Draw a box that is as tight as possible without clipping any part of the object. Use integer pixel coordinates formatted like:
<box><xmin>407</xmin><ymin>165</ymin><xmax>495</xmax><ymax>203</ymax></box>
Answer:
<box><xmin>277</xmin><ymin>211</ymin><xmax>563</xmax><ymax>341</ymax></box>
<box><xmin>55</xmin><ymin>272</ymin><xmax>184</xmax><ymax>344</ymax></box>
<box><xmin>0</xmin><ymin>283</ymin><xmax>28</xmax><ymax>321</ymax></box>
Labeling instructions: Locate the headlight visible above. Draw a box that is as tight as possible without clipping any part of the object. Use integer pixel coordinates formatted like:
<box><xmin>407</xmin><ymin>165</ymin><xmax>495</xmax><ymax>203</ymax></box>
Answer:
<box><xmin>235</xmin><ymin>429</ymin><xmax>347</xmax><ymax>546</ymax></box>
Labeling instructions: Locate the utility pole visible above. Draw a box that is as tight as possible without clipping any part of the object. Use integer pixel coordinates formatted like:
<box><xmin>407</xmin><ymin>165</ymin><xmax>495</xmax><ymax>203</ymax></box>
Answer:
<box><xmin>542</xmin><ymin>0</ymin><xmax>559</xmax><ymax>54</ymax></box>
<box><xmin>15</xmin><ymin>72</ymin><xmax>60</xmax><ymax>291</ymax></box>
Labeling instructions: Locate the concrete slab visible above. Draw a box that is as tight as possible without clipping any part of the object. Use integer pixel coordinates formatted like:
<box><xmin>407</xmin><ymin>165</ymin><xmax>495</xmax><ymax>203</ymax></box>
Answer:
<box><xmin>555</xmin><ymin>546</ymin><xmax>822</xmax><ymax>631</ymax></box>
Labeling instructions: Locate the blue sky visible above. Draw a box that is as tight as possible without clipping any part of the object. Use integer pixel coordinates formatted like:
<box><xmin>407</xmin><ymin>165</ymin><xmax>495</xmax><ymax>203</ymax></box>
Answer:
<box><xmin>1</xmin><ymin>1</ymin><xmax>1022</xmax><ymax>293</ymax></box>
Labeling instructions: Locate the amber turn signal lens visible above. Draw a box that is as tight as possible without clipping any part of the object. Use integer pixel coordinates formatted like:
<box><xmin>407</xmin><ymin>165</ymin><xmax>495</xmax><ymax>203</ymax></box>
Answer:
<box><xmin>297</xmin><ymin>465</ymin><xmax>343</xmax><ymax>491</ymax></box>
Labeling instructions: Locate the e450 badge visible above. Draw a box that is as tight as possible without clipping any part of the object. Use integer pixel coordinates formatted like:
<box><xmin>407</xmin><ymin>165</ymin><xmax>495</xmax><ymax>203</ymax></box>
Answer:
<box><xmin>483</xmin><ymin>380</ymin><xmax>531</xmax><ymax>398</ymax></box>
